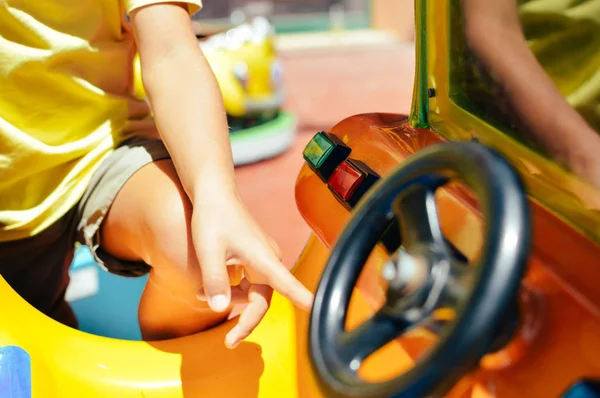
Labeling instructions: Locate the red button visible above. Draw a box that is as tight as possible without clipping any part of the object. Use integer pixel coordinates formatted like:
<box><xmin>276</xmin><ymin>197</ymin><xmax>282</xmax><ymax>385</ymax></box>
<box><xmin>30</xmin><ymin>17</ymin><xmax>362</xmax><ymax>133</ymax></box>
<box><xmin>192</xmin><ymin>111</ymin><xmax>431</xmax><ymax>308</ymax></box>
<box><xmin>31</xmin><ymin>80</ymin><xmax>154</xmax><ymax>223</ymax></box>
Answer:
<box><xmin>329</xmin><ymin>161</ymin><xmax>365</xmax><ymax>201</ymax></box>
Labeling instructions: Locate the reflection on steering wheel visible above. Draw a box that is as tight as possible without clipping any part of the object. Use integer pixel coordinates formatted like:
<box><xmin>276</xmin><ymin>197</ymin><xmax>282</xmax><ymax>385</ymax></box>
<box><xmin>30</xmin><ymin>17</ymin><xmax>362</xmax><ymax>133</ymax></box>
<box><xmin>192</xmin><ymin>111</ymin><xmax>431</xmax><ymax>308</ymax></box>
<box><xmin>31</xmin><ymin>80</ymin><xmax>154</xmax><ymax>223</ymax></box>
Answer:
<box><xmin>309</xmin><ymin>142</ymin><xmax>531</xmax><ymax>398</ymax></box>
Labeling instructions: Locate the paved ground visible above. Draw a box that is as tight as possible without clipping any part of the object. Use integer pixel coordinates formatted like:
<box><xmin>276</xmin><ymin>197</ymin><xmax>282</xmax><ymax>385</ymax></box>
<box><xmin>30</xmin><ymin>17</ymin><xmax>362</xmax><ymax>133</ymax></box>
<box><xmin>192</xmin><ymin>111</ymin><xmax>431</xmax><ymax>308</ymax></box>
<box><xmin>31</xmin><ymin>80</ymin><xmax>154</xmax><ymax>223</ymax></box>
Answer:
<box><xmin>234</xmin><ymin>41</ymin><xmax>415</xmax><ymax>266</ymax></box>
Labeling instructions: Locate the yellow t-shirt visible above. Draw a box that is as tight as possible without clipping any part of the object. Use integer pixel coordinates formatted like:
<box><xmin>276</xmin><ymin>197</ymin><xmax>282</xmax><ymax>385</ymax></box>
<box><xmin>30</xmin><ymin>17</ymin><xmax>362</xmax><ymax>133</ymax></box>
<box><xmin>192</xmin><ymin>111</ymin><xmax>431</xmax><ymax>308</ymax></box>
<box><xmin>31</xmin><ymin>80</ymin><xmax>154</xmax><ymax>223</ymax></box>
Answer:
<box><xmin>0</xmin><ymin>0</ymin><xmax>202</xmax><ymax>242</ymax></box>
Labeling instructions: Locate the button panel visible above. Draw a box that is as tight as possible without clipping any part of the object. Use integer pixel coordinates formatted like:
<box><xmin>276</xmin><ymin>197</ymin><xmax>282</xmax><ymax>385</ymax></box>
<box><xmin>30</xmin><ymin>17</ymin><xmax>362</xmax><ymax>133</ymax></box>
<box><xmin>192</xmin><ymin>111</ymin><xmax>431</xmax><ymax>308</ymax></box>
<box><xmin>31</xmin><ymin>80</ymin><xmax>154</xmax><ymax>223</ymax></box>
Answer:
<box><xmin>304</xmin><ymin>132</ymin><xmax>397</xmax><ymax>251</ymax></box>
<box><xmin>303</xmin><ymin>132</ymin><xmax>351</xmax><ymax>182</ymax></box>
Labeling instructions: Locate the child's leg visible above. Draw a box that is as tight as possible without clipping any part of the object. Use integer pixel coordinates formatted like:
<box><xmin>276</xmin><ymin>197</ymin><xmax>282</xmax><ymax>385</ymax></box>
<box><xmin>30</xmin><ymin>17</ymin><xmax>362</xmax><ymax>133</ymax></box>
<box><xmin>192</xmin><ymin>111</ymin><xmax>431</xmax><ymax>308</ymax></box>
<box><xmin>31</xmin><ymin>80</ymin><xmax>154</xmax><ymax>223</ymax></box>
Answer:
<box><xmin>77</xmin><ymin>136</ymin><xmax>243</xmax><ymax>341</ymax></box>
<box><xmin>100</xmin><ymin>159</ymin><xmax>237</xmax><ymax>340</ymax></box>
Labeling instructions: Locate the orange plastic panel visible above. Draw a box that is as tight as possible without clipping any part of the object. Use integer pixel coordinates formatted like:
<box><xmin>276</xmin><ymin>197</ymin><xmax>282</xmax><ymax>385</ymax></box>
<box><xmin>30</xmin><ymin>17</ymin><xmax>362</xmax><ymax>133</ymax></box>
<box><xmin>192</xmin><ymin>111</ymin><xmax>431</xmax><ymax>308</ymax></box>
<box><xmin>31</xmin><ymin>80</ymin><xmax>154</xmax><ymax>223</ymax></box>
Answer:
<box><xmin>295</xmin><ymin>113</ymin><xmax>600</xmax><ymax>398</ymax></box>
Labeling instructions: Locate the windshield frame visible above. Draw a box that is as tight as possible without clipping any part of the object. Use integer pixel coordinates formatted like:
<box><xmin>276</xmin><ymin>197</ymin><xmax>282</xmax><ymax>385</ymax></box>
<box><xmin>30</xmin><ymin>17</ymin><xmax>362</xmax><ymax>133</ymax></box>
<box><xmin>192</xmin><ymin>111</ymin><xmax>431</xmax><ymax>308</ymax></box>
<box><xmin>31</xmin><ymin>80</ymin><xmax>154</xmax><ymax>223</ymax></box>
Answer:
<box><xmin>407</xmin><ymin>0</ymin><xmax>600</xmax><ymax>243</ymax></box>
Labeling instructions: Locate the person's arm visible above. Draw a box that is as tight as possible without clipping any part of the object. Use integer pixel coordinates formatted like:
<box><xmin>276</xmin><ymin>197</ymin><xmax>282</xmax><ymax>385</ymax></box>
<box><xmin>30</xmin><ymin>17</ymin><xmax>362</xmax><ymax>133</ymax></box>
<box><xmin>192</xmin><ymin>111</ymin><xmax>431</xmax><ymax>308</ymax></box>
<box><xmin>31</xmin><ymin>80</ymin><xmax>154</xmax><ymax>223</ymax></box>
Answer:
<box><xmin>129</xmin><ymin>2</ymin><xmax>313</xmax><ymax>348</ymax></box>
<box><xmin>132</xmin><ymin>3</ymin><xmax>236</xmax><ymax>203</ymax></box>
<box><xmin>462</xmin><ymin>0</ymin><xmax>600</xmax><ymax>186</ymax></box>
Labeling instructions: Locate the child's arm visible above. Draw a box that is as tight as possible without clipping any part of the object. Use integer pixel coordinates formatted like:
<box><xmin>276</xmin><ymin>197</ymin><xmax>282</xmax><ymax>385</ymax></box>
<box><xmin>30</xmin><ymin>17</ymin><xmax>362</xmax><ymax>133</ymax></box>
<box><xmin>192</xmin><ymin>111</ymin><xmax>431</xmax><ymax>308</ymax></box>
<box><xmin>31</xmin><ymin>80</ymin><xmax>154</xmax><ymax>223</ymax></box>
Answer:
<box><xmin>129</xmin><ymin>2</ymin><xmax>313</xmax><ymax>347</ymax></box>
<box><xmin>462</xmin><ymin>0</ymin><xmax>600</xmax><ymax>186</ymax></box>
<box><xmin>131</xmin><ymin>3</ymin><xmax>237</xmax><ymax>208</ymax></box>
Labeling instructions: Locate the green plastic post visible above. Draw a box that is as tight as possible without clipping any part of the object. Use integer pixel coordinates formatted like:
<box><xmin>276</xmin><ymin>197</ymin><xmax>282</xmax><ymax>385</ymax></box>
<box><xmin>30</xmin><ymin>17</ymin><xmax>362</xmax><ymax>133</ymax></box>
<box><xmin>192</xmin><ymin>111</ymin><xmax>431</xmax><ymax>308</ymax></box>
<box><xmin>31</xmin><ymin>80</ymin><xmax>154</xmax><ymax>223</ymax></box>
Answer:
<box><xmin>408</xmin><ymin>0</ymin><xmax>429</xmax><ymax>129</ymax></box>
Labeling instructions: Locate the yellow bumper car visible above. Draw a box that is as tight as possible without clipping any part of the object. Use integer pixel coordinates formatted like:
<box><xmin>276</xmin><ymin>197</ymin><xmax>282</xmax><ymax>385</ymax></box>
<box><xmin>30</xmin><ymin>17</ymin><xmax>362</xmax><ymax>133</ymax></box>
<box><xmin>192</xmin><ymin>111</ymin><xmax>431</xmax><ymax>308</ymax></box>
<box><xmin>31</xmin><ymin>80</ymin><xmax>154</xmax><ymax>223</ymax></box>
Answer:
<box><xmin>134</xmin><ymin>16</ymin><xmax>296</xmax><ymax>166</ymax></box>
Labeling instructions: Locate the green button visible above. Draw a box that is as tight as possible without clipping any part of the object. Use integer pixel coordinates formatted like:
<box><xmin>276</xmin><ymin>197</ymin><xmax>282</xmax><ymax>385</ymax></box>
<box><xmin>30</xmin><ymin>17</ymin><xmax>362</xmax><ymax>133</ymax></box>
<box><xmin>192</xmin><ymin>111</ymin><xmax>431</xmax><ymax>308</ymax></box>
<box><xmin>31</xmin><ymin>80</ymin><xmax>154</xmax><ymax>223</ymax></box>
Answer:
<box><xmin>303</xmin><ymin>132</ymin><xmax>335</xmax><ymax>169</ymax></box>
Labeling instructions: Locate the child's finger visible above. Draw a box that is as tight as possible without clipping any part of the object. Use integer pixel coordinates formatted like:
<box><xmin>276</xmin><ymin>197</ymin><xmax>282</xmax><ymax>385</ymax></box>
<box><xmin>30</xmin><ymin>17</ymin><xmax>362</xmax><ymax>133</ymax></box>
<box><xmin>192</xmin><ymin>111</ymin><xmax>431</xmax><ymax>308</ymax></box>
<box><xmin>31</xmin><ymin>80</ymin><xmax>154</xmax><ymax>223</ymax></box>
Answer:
<box><xmin>197</xmin><ymin>279</ymin><xmax>251</xmax><ymax>304</ymax></box>
<box><xmin>195</xmin><ymin>240</ymin><xmax>231</xmax><ymax>312</ymax></box>
<box><xmin>225</xmin><ymin>284</ymin><xmax>273</xmax><ymax>349</ymax></box>
<box><xmin>260</xmin><ymin>256</ymin><xmax>313</xmax><ymax>311</ymax></box>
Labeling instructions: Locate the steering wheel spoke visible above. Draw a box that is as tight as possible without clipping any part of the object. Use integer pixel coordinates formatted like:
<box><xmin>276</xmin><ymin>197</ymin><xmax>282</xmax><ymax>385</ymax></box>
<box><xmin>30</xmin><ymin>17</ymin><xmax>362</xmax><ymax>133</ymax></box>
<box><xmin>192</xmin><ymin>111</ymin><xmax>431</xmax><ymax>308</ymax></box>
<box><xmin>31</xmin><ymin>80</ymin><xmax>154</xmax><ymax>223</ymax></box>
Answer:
<box><xmin>421</xmin><ymin>307</ymin><xmax>456</xmax><ymax>333</ymax></box>
<box><xmin>392</xmin><ymin>181</ymin><xmax>445</xmax><ymax>251</ymax></box>
<box><xmin>437</xmin><ymin>260</ymin><xmax>475</xmax><ymax>308</ymax></box>
<box><xmin>338</xmin><ymin>310</ymin><xmax>411</xmax><ymax>371</ymax></box>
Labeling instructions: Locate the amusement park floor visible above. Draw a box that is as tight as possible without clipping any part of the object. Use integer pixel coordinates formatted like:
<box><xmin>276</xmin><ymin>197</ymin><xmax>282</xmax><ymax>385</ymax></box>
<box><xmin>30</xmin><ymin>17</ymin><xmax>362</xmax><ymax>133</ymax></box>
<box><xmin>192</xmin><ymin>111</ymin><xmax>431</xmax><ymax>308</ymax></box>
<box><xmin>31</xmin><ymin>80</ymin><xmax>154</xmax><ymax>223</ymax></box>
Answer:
<box><xmin>234</xmin><ymin>40</ymin><xmax>415</xmax><ymax>267</ymax></box>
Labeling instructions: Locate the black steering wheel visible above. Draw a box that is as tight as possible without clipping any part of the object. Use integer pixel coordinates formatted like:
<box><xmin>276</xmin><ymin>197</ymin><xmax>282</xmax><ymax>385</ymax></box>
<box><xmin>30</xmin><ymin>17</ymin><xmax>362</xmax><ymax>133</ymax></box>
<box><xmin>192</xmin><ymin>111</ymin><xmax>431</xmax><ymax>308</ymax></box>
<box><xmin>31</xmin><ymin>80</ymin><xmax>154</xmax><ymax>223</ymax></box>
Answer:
<box><xmin>308</xmin><ymin>142</ymin><xmax>531</xmax><ymax>398</ymax></box>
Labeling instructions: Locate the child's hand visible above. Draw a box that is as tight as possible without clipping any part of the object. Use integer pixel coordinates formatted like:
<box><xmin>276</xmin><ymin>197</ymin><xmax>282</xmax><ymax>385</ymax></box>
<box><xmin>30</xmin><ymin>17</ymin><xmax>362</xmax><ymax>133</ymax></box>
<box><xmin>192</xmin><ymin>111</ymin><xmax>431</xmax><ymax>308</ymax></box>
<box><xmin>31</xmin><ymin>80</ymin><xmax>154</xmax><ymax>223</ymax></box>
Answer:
<box><xmin>191</xmin><ymin>195</ymin><xmax>314</xmax><ymax>349</ymax></box>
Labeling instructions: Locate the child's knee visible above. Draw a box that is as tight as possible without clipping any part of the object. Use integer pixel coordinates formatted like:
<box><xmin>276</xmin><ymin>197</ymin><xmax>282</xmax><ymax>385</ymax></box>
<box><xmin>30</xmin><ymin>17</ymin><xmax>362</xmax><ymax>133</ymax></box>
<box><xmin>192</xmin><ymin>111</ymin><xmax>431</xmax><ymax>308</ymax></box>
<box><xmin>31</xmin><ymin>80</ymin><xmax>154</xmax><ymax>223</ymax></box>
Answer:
<box><xmin>143</xmin><ymin>177</ymin><xmax>196</xmax><ymax>272</ymax></box>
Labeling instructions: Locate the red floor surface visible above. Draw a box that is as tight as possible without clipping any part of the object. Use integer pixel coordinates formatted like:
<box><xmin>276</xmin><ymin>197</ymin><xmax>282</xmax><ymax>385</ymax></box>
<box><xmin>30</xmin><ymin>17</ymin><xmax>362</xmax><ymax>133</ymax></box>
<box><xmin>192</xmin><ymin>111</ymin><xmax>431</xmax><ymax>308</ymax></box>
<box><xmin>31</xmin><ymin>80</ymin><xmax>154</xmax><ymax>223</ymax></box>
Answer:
<box><xmin>235</xmin><ymin>42</ymin><xmax>415</xmax><ymax>267</ymax></box>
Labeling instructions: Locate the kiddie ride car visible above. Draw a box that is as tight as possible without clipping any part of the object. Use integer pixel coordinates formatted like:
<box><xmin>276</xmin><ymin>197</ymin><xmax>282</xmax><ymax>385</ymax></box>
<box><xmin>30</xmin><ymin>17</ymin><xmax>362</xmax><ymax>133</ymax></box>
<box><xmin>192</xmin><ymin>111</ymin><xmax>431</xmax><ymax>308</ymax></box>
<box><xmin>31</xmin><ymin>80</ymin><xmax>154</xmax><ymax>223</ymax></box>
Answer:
<box><xmin>1</xmin><ymin>1</ymin><xmax>600</xmax><ymax>397</ymax></box>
